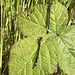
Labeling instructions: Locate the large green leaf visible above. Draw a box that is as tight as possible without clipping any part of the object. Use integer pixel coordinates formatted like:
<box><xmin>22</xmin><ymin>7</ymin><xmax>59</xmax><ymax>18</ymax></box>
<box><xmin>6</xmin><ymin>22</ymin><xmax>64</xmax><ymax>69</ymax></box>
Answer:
<box><xmin>17</xmin><ymin>2</ymin><xmax>68</xmax><ymax>38</ymax></box>
<box><xmin>58</xmin><ymin>26</ymin><xmax>75</xmax><ymax>75</ymax></box>
<box><xmin>17</xmin><ymin>5</ymin><xmax>51</xmax><ymax>39</ymax></box>
<box><xmin>50</xmin><ymin>2</ymin><xmax>68</xmax><ymax>34</ymax></box>
<box><xmin>9</xmin><ymin>37</ymin><xmax>58</xmax><ymax>75</ymax></box>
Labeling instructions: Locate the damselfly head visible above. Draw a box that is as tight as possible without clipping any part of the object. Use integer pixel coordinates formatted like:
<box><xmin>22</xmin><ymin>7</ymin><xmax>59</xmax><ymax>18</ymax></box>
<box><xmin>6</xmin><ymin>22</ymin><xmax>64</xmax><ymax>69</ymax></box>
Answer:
<box><xmin>39</xmin><ymin>37</ymin><xmax>43</xmax><ymax>43</ymax></box>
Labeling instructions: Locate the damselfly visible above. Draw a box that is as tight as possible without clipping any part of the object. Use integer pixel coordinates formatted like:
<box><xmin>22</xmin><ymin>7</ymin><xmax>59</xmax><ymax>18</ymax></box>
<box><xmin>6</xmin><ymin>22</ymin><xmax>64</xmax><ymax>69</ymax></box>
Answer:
<box><xmin>35</xmin><ymin>37</ymin><xmax>43</xmax><ymax>66</ymax></box>
<box><xmin>47</xmin><ymin>3</ymin><xmax>52</xmax><ymax>33</ymax></box>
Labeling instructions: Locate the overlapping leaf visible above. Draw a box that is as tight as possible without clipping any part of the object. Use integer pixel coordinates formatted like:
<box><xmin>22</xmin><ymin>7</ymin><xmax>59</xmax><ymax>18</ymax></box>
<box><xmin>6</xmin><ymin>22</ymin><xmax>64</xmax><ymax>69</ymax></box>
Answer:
<box><xmin>17</xmin><ymin>5</ymin><xmax>53</xmax><ymax>39</ymax></box>
<box><xmin>17</xmin><ymin>2</ymin><xmax>68</xmax><ymax>37</ymax></box>
<box><xmin>9</xmin><ymin>37</ymin><xmax>58</xmax><ymax>75</ymax></box>
<box><xmin>57</xmin><ymin>26</ymin><xmax>75</xmax><ymax>75</ymax></box>
<box><xmin>50</xmin><ymin>2</ymin><xmax>68</xmax><ymax>34</ymax></box>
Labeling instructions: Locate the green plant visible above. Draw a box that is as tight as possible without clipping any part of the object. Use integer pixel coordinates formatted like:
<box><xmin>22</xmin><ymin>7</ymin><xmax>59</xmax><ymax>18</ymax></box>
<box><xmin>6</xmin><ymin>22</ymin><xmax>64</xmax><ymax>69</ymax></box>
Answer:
<box><xmin>9</xmin><ymin>2</ymin><xmax>75</xmax><ymax>75</ymax></box>
<box><xmin>0</xmin><ymin>0</ymin><xmax>75</xmax><ymax>75</ymax></box>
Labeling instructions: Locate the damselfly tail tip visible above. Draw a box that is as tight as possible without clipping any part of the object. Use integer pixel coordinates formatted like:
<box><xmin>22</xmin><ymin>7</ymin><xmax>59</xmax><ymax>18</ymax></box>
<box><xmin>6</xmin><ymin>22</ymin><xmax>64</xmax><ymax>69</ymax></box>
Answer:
<box><xmin>35</xmin><ymin>63</ymin><xmax>37</xmax><ymax>66</ymax></box>
<box><xmin>47</xmin><ymin>29</ymin><xmax>49</xmax><ymax>33</ymax></box>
